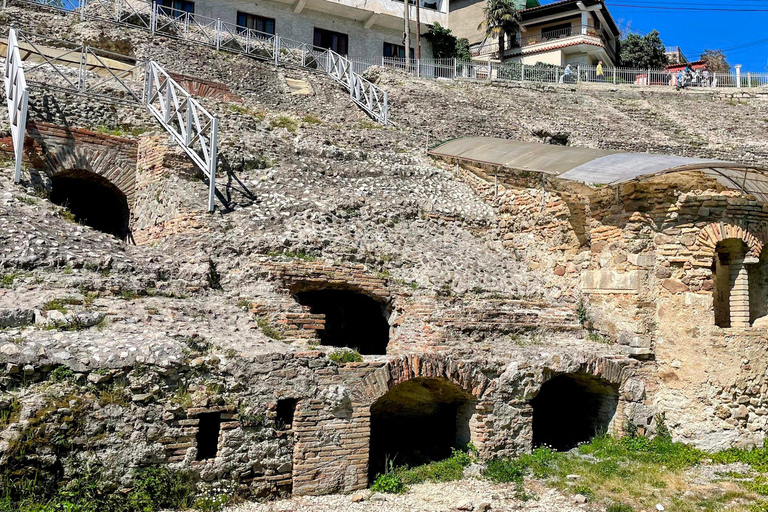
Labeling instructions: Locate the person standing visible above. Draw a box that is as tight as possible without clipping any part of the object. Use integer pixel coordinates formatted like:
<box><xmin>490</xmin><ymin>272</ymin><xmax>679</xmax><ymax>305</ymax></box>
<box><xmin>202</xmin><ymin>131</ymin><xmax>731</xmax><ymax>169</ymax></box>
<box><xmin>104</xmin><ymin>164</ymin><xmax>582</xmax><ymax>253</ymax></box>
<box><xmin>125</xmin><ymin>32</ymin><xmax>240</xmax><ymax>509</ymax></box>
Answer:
<box><xmin>596</xmin><ymin>60</ymin><xmax>604</xmax><ymax>82</ymax></box>
<box><xmin>560</xmin><ymin>64</ymin><xmax>572</xmax><ymax>83</ymax></box>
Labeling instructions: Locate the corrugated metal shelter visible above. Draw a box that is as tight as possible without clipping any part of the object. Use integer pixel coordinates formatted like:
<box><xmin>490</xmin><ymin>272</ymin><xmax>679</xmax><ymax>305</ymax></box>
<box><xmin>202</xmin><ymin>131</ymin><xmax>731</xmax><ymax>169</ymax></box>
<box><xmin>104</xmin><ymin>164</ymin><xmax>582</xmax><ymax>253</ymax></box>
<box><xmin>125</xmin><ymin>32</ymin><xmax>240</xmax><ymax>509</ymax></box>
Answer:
<box><xmin>428</xmin><ymin>137</ymin><xmax>768</xmax><ymax>203</ymax></box>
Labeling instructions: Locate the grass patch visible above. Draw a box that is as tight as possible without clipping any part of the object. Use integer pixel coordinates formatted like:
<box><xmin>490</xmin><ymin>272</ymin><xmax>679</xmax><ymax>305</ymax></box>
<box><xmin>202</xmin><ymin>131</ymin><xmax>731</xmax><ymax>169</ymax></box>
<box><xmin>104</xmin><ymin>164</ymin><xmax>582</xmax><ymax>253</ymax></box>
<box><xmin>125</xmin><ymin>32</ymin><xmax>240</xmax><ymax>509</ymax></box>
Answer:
<box><xmin>479</xmin><ymin>430</ymin><xmax>768</xmax><ymax>512</ymax></box>
<box><xmin>327</xmin><ymin>350</ymin><xmax>363</xmax><ymax>364</ymax></box>
<box><xmin>41</xmin><ymin>297</ymin><xmax>83</xmax><ymax>314</ymax></box>
<box><xmin>371</xmin><ymin>449</ymin><xmax>473</xmax><ymax>494</ymax></box>
<box><xmin>357</xmin><ymin>119</ymin><xmax>382</xmax><ymax>129</ymax></box>
<box><xmin>269</xmin><ymin>115</ymin><xmax>299</xmax><ymax>134</ymax></box>
<box><xmin>17</xmin><ymin>196</ymin><xmax>37</xmax><ymax>206</ymax></box>
<box><xmin>301</xmin><ymin>114</ymin><xmax>322</xmax><ymax>125</ymax></box>
<box><xmin>1</xmin><ymin>273</ymin><xmax>18</xmax><ymax>289</ymax></box>
<box><xmin>94</xmin><ymin>124</ymin><xmax>149</xmax><ymax>137</ymax></box>
<box><xmin>256</xmin><ymin>317</ymin><xmax>282</xmax><ymax>340</ymax></box>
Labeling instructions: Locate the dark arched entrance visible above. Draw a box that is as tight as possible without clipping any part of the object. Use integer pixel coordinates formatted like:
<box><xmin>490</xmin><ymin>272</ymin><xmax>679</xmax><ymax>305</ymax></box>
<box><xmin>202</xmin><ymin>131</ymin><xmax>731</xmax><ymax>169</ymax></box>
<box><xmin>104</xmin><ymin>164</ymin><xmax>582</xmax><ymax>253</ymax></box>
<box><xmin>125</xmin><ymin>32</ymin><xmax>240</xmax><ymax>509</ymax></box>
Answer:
<box><xmin>50</xmin><ymin>170</ymin><xmax>131</xmax><ymax>240</ymax></box>
<box><xmin>369</xmin><ymin>377</ymin><xmax>476</xmax><ymax>482</ymax></box>
<box><xmin>294</xmin><ymin>288</ymin><xmax>389</xmax><ymax>354</ymax></box>
<box><xmin>531</xmin><ymin>373</ymin><xmax>618</xmax><ymax>451</ymax></box>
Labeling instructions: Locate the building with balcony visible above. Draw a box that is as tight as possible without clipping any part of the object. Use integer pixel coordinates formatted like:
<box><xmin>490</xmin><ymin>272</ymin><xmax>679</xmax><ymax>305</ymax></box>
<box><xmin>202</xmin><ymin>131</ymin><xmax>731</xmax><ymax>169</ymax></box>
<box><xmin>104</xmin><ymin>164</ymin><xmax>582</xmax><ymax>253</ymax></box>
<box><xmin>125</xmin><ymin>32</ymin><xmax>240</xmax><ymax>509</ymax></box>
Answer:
<box><xmin>164</xmin><ymin>0</ymin><xmax>446</xmax><ymax>60</ymax></box>
<box><xmin>470</xmin><ymin>0</ymin><xmax>620</xmax><ymax>67</ymax></box>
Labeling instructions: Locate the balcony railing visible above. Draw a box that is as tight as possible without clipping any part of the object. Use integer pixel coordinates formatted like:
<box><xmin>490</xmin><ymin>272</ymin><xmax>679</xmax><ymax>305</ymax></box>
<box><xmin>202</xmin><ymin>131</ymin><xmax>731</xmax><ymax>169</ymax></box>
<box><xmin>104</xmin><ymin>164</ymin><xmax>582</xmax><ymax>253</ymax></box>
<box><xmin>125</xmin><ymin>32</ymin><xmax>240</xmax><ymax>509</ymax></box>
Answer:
<box><xmin>392</xmin><ymin>0</ymin><xmax>444</xmax><ymax>12</ymax></box>
<box><xmin>518</xmin><ymin>24</ymin><xmax>604</xmax><ymax>48</ymax></box>
<box><xmin>473</xmin><ymin>25</ymin><xmax>607</xmax><ymax>58</ymax></box>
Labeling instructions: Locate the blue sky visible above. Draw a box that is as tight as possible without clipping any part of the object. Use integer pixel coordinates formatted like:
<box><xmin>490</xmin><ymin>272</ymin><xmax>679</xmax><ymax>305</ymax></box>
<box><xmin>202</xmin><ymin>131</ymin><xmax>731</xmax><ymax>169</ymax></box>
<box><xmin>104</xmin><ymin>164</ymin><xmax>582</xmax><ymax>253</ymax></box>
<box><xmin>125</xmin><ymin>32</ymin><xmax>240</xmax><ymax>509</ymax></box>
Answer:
<box><xmin>541</xmin><ymin>0</ymin><xmax>768</xmax><ymax>71</ymax></box>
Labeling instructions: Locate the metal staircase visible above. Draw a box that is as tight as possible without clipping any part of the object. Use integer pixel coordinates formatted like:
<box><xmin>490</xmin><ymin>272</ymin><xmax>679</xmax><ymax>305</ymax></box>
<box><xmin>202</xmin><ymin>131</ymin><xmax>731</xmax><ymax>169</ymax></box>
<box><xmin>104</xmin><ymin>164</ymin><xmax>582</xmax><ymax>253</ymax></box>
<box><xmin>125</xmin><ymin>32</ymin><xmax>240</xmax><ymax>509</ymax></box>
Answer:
<box><xmin>3</xmin><ymin>28</ymin><xmax>219</xmax><ymax>211</ymax></box>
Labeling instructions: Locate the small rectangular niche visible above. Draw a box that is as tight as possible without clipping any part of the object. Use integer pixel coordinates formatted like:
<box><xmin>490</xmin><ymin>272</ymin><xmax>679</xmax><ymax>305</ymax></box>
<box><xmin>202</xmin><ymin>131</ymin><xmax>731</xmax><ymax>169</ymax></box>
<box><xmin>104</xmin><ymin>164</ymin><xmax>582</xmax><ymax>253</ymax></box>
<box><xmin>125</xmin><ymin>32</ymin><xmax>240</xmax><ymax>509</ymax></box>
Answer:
<box><xmin>276</xmin><ymin>399</ymin><xmax>298</xmax><ymax>430</ymax></box>
<box><xmin>196</xmin><ymin>412</ymin><xmax>222</xmax><ymax>461</ymax></box>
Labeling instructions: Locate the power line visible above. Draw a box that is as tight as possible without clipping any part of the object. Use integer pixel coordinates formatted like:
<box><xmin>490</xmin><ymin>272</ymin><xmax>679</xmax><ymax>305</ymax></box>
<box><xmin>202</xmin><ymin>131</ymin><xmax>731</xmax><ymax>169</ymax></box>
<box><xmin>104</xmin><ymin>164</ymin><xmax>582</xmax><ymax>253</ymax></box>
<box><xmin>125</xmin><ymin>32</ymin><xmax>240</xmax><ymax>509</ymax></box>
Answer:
<box><xmin>609</xmin><ymin>4</ymin><xmax>768</xmax><ymax>11</ymax></box>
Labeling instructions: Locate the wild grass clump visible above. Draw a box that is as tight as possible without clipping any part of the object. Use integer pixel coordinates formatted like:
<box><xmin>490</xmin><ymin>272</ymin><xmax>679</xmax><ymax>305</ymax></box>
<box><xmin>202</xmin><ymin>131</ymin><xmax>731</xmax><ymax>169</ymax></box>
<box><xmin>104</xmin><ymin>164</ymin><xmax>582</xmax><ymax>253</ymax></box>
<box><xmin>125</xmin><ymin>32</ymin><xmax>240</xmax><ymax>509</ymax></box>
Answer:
<box><xmin>327</xmin><ymin>350</ymin><xmax>363</xmax><ymax>364</ymax></box>
<box><xmin>269</xmin><ymin>116</ymin><xmax>299</xmax><ymax>133</ymax></box>
<box><xmin>371</xmin><ymin>449</ymin><xmax>473</xmax><ymax>494</ymax></box>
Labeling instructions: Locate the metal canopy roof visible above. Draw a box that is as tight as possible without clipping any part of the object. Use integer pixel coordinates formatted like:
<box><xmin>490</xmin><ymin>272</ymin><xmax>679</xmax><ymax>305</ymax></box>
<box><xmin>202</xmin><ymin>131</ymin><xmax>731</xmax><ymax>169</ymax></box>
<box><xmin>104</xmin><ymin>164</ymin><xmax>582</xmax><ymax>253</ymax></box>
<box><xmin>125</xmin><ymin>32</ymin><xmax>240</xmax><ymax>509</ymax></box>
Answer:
<box><xmin>428</xmin><ymin>137</ymin><xmax>768</xmax><ymax>203</ymax></box>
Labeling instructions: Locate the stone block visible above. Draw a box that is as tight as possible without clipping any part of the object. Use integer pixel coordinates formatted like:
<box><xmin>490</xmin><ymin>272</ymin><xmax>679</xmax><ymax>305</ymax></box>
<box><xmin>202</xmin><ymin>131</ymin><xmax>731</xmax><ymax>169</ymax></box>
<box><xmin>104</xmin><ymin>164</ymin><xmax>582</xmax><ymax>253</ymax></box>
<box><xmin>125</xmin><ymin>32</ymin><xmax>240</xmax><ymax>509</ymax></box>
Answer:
<box><xmin>0</xmin><ymin>308</ymin><xmax>35</xmax><ymax>328</ymax></box>
<box><xmin>582</xmin><ymin>270</ymin><xmax>642</xmax><ymax>294</ymax></box>
<box><xmin>627</xmin><ymin>253</ymin><xmax>655</xmax><ymax>268</ymax></box>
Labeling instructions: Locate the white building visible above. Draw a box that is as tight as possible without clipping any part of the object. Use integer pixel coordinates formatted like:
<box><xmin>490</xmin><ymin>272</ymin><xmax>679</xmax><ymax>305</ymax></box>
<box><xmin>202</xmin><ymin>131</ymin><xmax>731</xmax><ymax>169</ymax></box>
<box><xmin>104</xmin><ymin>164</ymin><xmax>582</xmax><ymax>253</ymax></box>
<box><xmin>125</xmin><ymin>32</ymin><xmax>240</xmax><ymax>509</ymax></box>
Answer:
<box><xmin>160</xmin><ymin>0</ymin><xmax>445</xmax><ymax>60</ymax></box>
<box><xmin>471</xmin><ymin>0</ymin><xmax>620</xmax><ymax>67</ymax></box>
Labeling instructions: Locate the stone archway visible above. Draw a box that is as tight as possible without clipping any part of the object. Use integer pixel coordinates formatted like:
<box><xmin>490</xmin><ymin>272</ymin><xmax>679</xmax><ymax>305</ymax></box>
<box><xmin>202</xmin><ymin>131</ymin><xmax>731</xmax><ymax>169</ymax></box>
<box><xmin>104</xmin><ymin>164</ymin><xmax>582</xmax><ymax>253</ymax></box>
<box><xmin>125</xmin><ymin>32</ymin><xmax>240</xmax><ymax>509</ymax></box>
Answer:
<box><xmin>50</xmin><ymin>169</ymin><xmax>132</xmax><ymax>239</ymax></box>
<box><xmin>696</xmin><ymin>222</ymin><xmax>765</xmax><ymax>328</ymax></box>
<box><xmin>361</xmin><ymin>355</ymin><xmax>491</xmax><ymax>483</ymax></box>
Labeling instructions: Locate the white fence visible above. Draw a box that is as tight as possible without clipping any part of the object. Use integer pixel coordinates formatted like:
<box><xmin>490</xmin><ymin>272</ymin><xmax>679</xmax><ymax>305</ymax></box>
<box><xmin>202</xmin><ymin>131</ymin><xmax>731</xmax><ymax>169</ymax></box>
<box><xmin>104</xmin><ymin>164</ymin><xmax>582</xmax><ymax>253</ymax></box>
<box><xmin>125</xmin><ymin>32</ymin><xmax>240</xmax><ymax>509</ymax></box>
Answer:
<box><xmin>3</xmin><ymin>28</ymin><xmax>28</xmax><ymax>183</ymax></box>
<box><xmin>145</xmin><ymin>61</ymin><xmax>218</xmax><ymax>212</ymax></box>
<box><xmin>352</xmin><ymin>57</ymin><xmax>768</xmax><ymax>89</ymax></box>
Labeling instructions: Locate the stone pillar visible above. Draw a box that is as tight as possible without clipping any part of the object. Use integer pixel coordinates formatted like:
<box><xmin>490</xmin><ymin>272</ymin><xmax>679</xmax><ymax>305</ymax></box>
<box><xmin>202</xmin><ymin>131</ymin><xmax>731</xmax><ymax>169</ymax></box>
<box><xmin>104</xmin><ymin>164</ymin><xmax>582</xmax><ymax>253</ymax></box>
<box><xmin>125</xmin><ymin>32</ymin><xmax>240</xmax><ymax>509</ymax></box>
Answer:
<box><xmin>735</xmin><ymin>64</ymin><xmax>742</xmax><ymax>88</ymax></box>
<box><xmin>729</xmin><ymin>255</ymin><xmax>750</xmax><ymax>328</ymax></box>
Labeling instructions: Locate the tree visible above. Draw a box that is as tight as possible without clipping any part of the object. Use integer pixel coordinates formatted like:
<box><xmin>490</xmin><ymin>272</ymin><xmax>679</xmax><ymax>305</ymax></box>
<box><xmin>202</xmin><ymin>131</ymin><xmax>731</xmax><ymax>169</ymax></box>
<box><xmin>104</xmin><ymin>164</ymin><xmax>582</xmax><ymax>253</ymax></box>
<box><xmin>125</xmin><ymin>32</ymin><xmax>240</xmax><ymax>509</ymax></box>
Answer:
<box><xmin>423</xmin><ymin>23</ymin><xmax>458</xmax><ymax>59</ymax></box>
<box><xmin>619</xmin><ymin>30</ymin><xmax>668</xmax><ymax>68</ymax></box>
<box><xmin>700</xmin><ymin>49</ymin><xmax>730</xmax><ymax>73</ymax></box>
<box><xmin>423</xmin><ymin>24</ymin><xmax>475</xmax><ymax>61</ymax></box>
<box><xmin>478</xmin><ymin>0</ymin><xmax>520</xmax><ymax>57</ymax></box>
<box><xmin>456</xmin><ymin>38</ymin><xmax>472</xmax><ymax>62</ymax></box>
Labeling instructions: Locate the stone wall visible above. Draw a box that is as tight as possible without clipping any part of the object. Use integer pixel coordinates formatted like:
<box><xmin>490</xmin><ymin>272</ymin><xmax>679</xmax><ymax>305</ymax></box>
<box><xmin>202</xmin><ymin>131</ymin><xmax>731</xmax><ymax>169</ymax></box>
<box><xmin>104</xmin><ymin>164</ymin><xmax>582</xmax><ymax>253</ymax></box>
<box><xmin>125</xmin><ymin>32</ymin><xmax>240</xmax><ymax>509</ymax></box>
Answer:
<box><xmin>454</xmin><ymin>164</ymin><xmax>768</xmax><ymax>450</ymax></box>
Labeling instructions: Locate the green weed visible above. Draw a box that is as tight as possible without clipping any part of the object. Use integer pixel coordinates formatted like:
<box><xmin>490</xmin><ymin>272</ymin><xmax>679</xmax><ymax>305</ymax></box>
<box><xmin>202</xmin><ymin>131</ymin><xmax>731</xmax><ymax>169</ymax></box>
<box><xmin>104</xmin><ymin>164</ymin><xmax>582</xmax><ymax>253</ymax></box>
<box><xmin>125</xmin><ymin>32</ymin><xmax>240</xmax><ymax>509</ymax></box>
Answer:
<box><xmin>327</xmin><ymin>350</ymin><xmax>363</xmax><ymax>364</ymax></box>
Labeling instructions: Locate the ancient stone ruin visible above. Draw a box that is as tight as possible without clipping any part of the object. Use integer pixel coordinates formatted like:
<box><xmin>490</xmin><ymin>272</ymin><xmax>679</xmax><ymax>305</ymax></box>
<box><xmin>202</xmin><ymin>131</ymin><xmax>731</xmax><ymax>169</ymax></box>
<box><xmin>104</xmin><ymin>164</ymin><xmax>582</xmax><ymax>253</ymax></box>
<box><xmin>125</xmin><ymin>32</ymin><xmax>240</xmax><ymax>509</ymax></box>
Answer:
<box><xmin>1</xmin><ymin>1</ymin><xmax>768</xmax><ymax>509</ymax></box>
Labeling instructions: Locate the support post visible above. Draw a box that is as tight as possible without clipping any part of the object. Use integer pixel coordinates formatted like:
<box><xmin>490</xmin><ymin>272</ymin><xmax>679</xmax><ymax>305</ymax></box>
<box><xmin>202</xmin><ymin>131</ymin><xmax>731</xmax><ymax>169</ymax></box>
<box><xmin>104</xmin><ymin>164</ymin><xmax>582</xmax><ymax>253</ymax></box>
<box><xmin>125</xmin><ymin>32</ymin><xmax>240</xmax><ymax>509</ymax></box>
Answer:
<box><xmin>78</xmin><ymin>45</ymin><xmax>87</xmax><ymax>90</ymax></box>
<box><xmin>207</xmin><ymin>117</ymin><xmax>218</xmax><ymax>213</ymax></box>
<box><xmin>521</xmin><ymin>63</ymin><xmax>525</xmax><ymax>81</ymax></box>
<box><xmin>577</xmin><ymin>65</ymin><xmax>581</xmax><ymax>83</ymax></box>
<box><xmin>382</xmin><ymin>90</ymin><xmax>388</xmax><ymax>125</ymax></box>
<box><xmin>487</xmin><ymin>60</ymin><xmax>491</xmax><ymax>80</ymax></box>
<box><xmin>185</xmin><ymin>100</ymin><xmax>193</xmax><ymax>145</ymax></box>
<box><xmin>735</xmin><ymin>65</ymin><xmax>741</xmax><ymax>88</ymax></box>
<box><xmin>13</xmin><ymin>89</ymin><xmax>28</xmax><ymax>184</ymax></box>
<box><xmin>729</xmin><ymin>255</ymin><xmax>750</xmax><ymax>328</ymax></box>
<box><xmin>150</xmin><ymin>1</ymin><xmax>156</xmax><ymax>35</ymax></box>
<box><xmin>274</xmin><ymin>35</ymin><xmax>280</xmax><ymax>66</ymax></box>
<box><xmin>613</xmin><ymin>67</ymin><xmax>616</xmax><ymax>85</ymax></box>
<box><xmin>215</xmin><ymin>19</ymin><xmax>221</xmax><ymax>50</ymax></box>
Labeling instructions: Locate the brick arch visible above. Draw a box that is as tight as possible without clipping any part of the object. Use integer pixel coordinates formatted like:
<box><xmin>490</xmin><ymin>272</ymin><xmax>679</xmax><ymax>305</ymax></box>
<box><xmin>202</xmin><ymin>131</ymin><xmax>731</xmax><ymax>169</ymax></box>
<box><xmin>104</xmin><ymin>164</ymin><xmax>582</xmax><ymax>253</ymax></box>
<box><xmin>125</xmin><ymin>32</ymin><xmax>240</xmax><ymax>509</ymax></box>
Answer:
<box><xmin>696</xmin><ymin>221</ymin><xmax>764</xmax><ymax>260</ymax></box>
<box><xmin>26</xmin><ymin>122</ymin><xmax>138</xmax><ymax>206</ymax></box>
<box><xmin>539</xmin><ymin>354</ymin><xmax>632</xmax><ymax>388</ymax></box>
<box><xmin>353</xmin><ymin>353</ymin><xmax>492</xmax><ymax>404</ymax></box>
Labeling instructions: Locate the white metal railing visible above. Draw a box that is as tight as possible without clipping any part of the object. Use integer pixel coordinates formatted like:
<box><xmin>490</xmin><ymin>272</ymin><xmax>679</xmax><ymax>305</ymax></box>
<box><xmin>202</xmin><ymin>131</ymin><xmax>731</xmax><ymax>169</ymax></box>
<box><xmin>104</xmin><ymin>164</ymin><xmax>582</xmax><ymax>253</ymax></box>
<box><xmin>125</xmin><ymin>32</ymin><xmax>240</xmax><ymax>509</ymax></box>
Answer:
<box><xmin>6</xmin><ymin>0</ymin><xmax>388</xmax><ymax>124</ymax></box>
<box><xmin>144</xmin><ymin>60</ymin><xmax>218</xmax><ymax>212</ymax></box>
<box><xmin>4</xmin><ymin>28</ymin><xmax>29</xmax><ymax>183</ymax></box>
<box><xmin>323</xmin><ymin>50</ymin><xmax>387</xmax><ymax>123</ymax></box>
<box><xmin>11</xmin><ymin>29</ymin><xmax>145</xmax><ymax>103</ymax></box>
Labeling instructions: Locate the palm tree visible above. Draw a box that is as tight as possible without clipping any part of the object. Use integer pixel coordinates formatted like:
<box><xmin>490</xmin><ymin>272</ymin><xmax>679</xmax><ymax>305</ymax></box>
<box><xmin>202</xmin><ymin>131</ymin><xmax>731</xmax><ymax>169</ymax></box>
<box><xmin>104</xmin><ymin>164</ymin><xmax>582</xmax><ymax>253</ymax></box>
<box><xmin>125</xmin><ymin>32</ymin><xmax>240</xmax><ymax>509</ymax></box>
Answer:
<box><xmin>478</xmin><ymin>0</ymin><xmax>520</xmax><ymax>57</ymax></box>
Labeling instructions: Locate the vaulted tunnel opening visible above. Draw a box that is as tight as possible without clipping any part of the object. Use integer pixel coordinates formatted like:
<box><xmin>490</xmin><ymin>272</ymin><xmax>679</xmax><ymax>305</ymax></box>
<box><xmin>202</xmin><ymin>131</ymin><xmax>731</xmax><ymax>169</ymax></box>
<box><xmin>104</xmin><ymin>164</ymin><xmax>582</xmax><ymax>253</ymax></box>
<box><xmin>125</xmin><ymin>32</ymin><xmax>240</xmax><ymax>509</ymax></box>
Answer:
<box><xmin>531</xmin><ymin>373</ymin><xmax>618</xmax><ymax>451</ymax></box>
<box><xmin>293</xmin><ymin>288</ymin><xmax>389</xmax><ymax>355</ymax></box>
<box><xmin>369</xmin><ymin>377</ymin><xmax>476</xmax><ymax>482</ymax></box>
<box><xmin>50</xmin><ymin>170</ymin><xmax>131</xmax><ymax>240</ymax></box>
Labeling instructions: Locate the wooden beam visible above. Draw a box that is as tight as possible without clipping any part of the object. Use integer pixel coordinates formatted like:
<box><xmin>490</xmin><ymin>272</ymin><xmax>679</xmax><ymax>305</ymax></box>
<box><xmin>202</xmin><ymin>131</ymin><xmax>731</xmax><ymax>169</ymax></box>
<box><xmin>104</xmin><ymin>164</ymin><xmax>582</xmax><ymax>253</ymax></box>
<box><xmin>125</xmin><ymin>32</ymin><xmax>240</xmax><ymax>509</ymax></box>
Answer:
<box><xmin>294</xmin><ymin>0</ymin><xmax>306</xmax><ymax>14</ymax></box>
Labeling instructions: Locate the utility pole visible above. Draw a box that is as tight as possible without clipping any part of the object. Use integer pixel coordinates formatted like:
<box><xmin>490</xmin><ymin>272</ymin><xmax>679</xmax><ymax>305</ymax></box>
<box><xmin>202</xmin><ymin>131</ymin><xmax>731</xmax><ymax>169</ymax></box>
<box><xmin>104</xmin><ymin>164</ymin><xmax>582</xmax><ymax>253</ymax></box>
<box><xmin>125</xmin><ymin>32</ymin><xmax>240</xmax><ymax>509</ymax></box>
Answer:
<box><xmin>415</xmin><ymin>0</ymin><xmax>421</xmax><ymax>60</ymax></box>
<box><xmin>404</xmin><ymin>0</ymin><xmax>410</xmax><ymax>69</ymax></box>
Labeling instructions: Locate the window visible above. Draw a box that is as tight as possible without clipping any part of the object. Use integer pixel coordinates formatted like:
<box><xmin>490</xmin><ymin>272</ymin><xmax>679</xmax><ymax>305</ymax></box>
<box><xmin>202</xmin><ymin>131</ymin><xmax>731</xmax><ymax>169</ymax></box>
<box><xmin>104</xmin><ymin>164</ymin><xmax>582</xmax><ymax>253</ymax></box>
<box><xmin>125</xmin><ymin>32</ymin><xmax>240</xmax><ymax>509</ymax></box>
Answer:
<box><xmin>195</xmin><ymin>412</ymin><xmax>222</xmax><ymax>461</ymax></box>
<box><xmin>276</xmin><ymin>399</ymin><xmax>298</xmax><ymax>430</ymax></box>
<box><xmin>383</xmin><ymin>43</ymin><xmax>414</xmax><ymax>59</ymax></box>
<box><xmin>157</xmin><ymin>0</ymin><xmax>194</xmax><ymax>17</ymax></box>
<box><xmin>313</xmin><ymin>28</ymin><xmax>349</xmax><ymax>55</ymax></box>
<box><xmin>541</xmin><ymin>23</ymin><xmax>572</xmax><ymax>40</ymax></box>
<box><xmin>236</xmin><ymin>12</ymin><xmax>275</xmax><ymax>35</ymax></box>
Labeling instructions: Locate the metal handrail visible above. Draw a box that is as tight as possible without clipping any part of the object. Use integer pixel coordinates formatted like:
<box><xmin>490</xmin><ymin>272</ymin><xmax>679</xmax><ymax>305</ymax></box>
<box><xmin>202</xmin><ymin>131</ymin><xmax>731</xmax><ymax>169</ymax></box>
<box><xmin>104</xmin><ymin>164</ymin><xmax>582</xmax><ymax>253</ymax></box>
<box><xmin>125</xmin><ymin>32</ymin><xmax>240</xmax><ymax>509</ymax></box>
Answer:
<box><xmin>144</xmin><ymin>60</ymin><xmax>218</xmax><ymax>212</ymax></box>
<box><xmin>5</xmin><ymin>0</ymin><xmax>388</xmax><ymax>122</ymax></box>
<box><xmin>4</xmin><ymin>27</ymin><xmax>29</xmax><ymax>183</ymax></box>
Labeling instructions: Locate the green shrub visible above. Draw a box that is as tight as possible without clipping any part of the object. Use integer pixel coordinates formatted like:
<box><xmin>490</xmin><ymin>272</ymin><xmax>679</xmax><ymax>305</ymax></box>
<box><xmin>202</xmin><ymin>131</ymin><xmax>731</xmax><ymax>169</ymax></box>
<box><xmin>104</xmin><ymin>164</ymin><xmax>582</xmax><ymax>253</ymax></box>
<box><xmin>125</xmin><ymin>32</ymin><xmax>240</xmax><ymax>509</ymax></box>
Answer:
<box><xmin>328</xmin><ymin>350</ymin><xmax>363</xmax><ymax>364</ymax></box>
<box><xmin>256</xmin><ymin>317</ymin><xmax>282</xmax><ymax>340</ymax></box>
<box><xmin>371</xmin><ymin>472</ymin><xmax>406</xmax><ymax>494</ymax></box>
<box><xmin>398</xmin><ymin>450</ymin><xmax>472</xmax><ymax>484</ymax></box>
<box><xmin>1</xmin><ymin>273</ymin><xmax>18</xmax><ymax>289</ymax></box>
<box><xmin>607</xmin><ymin>503</ymin><xmax>634</xmax><ymax>512</ymax></box>
<box><xmin>484</xmin><ymin>457</ymin><xmax>525</xmax><ymax>484</ymax></box>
